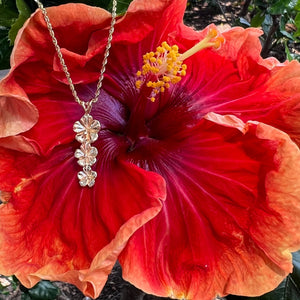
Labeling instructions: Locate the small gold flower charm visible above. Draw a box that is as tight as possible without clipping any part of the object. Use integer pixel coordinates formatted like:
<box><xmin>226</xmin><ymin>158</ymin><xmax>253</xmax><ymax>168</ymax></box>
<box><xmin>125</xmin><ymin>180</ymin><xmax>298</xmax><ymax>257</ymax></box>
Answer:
<box><xmin>73</xmin><ymin>114</ymin><xmax>101</xmax><ymax>143</ymax></box>
<box><xmin>78</xmin><ymin>167</ymin><xmax>97</xmax><ymax>188</ymax></box>
<box><xmin>73</xmin><ymin>114</ymin><xmax>100</xmax><ymax>187</ymax></box>
<box><xmin>75</xmin><ymin>143</ymin><xmax>98</xmax><ymax>167</ymax></box>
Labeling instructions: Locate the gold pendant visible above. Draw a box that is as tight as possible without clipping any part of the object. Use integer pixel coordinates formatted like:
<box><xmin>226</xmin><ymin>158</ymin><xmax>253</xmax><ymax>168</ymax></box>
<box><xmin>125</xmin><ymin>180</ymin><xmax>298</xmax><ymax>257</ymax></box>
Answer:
<box><xmin>73</xmin><ymin>114</ymin><xmax>100</xmax><ymax>187</ymax></box>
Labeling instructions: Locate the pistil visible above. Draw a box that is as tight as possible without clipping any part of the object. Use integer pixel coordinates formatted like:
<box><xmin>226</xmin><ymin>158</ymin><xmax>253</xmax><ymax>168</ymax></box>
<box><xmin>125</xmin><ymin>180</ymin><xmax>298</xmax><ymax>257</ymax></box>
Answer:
<box><xmin>135</xmin><ymin>27</ymin><xmax>225</xmax><ymax>102</ymax></box>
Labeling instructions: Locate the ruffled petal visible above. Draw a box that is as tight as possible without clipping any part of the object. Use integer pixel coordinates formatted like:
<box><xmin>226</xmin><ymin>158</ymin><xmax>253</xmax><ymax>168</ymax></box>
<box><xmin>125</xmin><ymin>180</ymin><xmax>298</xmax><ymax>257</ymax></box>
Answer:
<box><xmin>88</xmin><ymin>0</ymin><xmax>187</xmax><ymax>55</ymax></box>
<box><xmin>262</xmin><ymin>61</ymin><xmax>300</xmax><ymax>145</ymax></box>
<box><xmin>0</xmin><ymin>135</ymin><xmax>165</xmax><ymax>298</ymax></box>
<box><xmin>0</xmin><ymin>76</ymin><xmax>38</xmax><ymax>137</ymax></box>
<box><xmin>119</xmin><ymin>113</ymin><xmax>300</xmax><ymax>299</ymax></box>
<box><xmin>151</xmin><ymin>25</ymin><xmax>300</xmax><ymax>148</ymax></box>
<box><xmin>12</xmin><ymin>3</ymin><xmax>112</xmax><ymax>70</ymax></box>
<box><xmin>11</xmin><ymin>0</ymin><xmax>187</xmax><ymax>88</ymax></box>
<box><xmin>218</xmin><ymin>27</ymin><xmax>282</xmax><ymax>71</ymax></box>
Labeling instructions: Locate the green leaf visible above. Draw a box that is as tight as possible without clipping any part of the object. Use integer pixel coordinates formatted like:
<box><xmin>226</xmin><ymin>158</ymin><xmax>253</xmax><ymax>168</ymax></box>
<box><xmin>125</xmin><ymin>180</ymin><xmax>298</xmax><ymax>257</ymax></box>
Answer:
<box><xmin>97</xmin><ymin>0</ymin><xmax>112</xmax><ymax>9</ymax></box>
<box><xmin>268</xmin><ymin>0</ymin><xmax>296</xmax><ymax>15</ymax></box>
<box><xmin>8</xmin><ymin>14</ymin><xmax>27</xmax><ymax>44</ymax></box>
<box><xmin>0</xmin><ymin>6</ymin><xmax>18</xmax><ymax>27</ymax></box>
<box><xmin>0</xmin><ymin>27</ymin><xmax>12</xmax><ymax>69</ymax></box>
<box><xmin>21</xmin><ymin>293</ymin><xmax>32</xmax><ymax>300</ymax></box>
<box><xmin>294</xmin><ymin>12</ymin><xmax>300</xmax><ymax>37</ymax></box>
<box><xmin>286</xmin><ymin>0</ymin><xmax>299</xmax><ymax>10</ymax></box>
<box><xmin>1</xmin><ymin>0</ymin><xmax>17</xmax><ymax>11</ymax></box>
<box><xmin>28</xmin><ymin>281</ymin><xmax>59</xmax><ymax>300</ymax></box>
<box><xmin>251</xmin><ymin>11</ymin><xmax>265</xmax><ymax>27</ymax></box>
<box><xmin>8</xmin><ymin>0</ymin><xmax>31</xmax><ymax>45</ymax></box>
<box><xmin>280</xmin><ymin>30</ymin><xmax>295</xmax><ymax>39</ymax></box>
<box><xmin>107</xmin><ymin>0</ymin><xmax>134</xmax><ymax>14</ymax></box>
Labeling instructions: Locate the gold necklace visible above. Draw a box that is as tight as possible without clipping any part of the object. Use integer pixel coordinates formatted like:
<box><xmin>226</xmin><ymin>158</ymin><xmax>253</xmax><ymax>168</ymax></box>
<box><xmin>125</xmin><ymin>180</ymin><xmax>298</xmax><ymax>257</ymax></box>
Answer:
<box><xmin>33</xmin><ymin>0</ymin><xmax>117</xmax><ymax>187</ymax></box>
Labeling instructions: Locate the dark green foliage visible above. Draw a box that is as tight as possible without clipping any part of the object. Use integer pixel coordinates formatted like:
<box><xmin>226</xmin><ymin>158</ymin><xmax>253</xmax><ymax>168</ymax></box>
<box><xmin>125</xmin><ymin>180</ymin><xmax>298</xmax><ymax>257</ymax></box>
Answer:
<box><xmin>107</xmin><ymin>0</ymin><xmax>133</xmax><ymax>14</ymax></box>
<box><xmin>238</xmin><ymin>0</ymin><xmax>300</xmax><ymax>60</ymax></box>
<box><xmin>8</xmin><ymin>0</ymin><xmax>31</xmax><ymax>45</ymax></box>
<box><xmin>21</xmin><ymin>281</ymin><xmax>59</xmax><ymax>300</ymax></box>
<box><xmin>0</xmin><ymin>28</ymin><xmax>12</xmax><ymax>69</ymax></box>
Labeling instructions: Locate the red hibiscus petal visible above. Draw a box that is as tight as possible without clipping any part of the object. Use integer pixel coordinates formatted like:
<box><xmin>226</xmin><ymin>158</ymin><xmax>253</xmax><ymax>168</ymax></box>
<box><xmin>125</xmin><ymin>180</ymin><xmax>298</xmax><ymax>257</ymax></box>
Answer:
<box><xmin>11</xmin><ymin>0</ymin><xmax>186</xmax><ymax>89</ymax></box>
<box><xmin>0</xmin><ymin>76</ymin><xmax>38</xmax><ymax>137</ymax></box>
<box><xmin>88</xmin><ymin>0</ymin><xmax>187</xmax><ymax>55</ymax></box>
<box><xmin>150</xmin><ymin>24</ymin><xmax>300</xmax><ymax>149</ymax></box>
<box><xmin>2</xmin><ymin>1</ymin><xmax>300</xmax><ymax>299</ymax></box>
<box><xmin>6</xmin><ymin>4</ymin><xmax>111</xmax><ymax>108</ymax></box>
<box><xmin>0</xmin><ymin>136</ymin><xmax>39</xmax><ymax>154</ymax></box>
<box><xmin>119</xmin><ymin>113</ymin><xmax>300</xmax><ymax>299</ymax></box>
<box><xmin>219</xmin><ymin>27</ymin><xmax>281</xmax><ymax>72</ymax></box>
<box><xmin>262</xmin><ymin>61</ymin><xmax>300</xmax><ymax>144</ymax></box>
<box><xmin>1</xmin><ymin>0</ymin><xmax>189</xmax><ymax>152</ymax></box>
<box><xmin>22</xmin><ymin>100</ymin><xmax>80</xmax><ymax>155</ymax></box>
<box><xmin>0</xmin><ymin>137</ymin><xmax>165</xmax><ymax>298</ymax></box>
<box><xmin>12</xmin><ymin>3</ymin><xmax>112</xmax><ymax>69</ymax></box>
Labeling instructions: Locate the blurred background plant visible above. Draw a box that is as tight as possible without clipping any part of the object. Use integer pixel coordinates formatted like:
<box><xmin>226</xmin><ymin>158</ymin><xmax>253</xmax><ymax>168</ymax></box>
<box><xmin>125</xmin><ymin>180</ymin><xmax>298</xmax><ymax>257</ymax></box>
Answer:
<box><xmin>186</xmin><ymin>0</ymin><xmax>300</xmax><ymax>61</ymax></box>
<box><xmin>237</xmin><ymin>0</ymin><xmax>300</xmax><ymax>61</ymax></box>
<box><xmin>0</xmin><ymin>275</ymin><xmax>60</xmax><ymax>300</ymax></box>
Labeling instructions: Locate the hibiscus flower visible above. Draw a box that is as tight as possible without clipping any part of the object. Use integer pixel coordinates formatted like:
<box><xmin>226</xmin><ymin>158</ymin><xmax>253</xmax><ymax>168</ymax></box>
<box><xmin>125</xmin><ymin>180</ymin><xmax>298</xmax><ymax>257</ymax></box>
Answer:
<box><xmin>1</xmin><ymin>0</ymin><xmax>300</xmax><ymax>300</ymax></box>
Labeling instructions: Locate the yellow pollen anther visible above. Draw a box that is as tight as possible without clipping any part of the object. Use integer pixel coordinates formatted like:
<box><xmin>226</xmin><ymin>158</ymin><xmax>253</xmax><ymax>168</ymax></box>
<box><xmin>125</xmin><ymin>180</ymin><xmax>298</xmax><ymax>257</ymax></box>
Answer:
<box><xmin>135</xmin><ymin>80</ymin><xmax>142</xmax><ymax>88</ymax></box>
<box><xmin>213</xmin><ymin>35</ymin><xmax>225</xmax><ymax>49</ymax></box>
<box><xmin>180</xmin><ymin>26</ymin><xmax>225</xmax><ymax>61</ymax></box>
<box><xmin>208</xmin><ymin>27</ymin><xmax>218</xmax><ymax>38</ymax></box>
<box><xmin>135</xmin><ymin>27</ymin><xmax>224</xmax><ymax>102</ymax></box>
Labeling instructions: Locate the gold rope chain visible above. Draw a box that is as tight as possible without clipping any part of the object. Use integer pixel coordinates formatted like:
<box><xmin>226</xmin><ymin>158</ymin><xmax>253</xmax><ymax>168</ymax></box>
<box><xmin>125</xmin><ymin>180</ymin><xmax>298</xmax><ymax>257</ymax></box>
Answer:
<box><xmin>33</xmin><ymin>0</ymin><xmax>118</xmax><ymax>187</ymax></box>
<box><xmin>33</xmin><ymin>0</ymin><xmax>117</xmax><ymax>112</ymax></box>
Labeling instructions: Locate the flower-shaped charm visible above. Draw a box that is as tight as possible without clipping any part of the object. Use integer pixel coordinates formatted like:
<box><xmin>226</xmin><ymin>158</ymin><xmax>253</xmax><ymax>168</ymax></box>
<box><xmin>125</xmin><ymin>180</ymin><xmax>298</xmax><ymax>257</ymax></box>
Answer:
<box><xmin>73</xmin><ymin>114</ymin><xmax>101</xmax><ymax>143</ymax></box>
<box><xmin>74</xmin><ymin>143</ymin><xmax>98</xmax><ymax>167</ymax></box>
<box><xmin>77</xmin><ymin>167</ymin><xmax>97</xmax><ymax>187</ymax></box>
<box><xmin>73</xmin><ymin>113</ymin><xmax>100</xmax><ymax>187</ymax></box>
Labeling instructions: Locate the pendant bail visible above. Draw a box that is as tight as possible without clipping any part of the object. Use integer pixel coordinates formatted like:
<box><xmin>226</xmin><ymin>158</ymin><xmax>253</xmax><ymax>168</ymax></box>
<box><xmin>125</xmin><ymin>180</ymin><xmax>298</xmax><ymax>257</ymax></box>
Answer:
<box><xmin>82</xmin><ymin>101</ymin><xmax>93</xmax><ymax>115</ymax></box>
